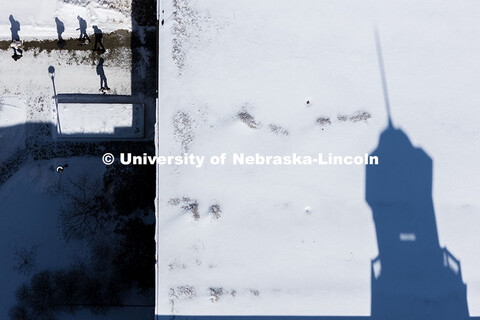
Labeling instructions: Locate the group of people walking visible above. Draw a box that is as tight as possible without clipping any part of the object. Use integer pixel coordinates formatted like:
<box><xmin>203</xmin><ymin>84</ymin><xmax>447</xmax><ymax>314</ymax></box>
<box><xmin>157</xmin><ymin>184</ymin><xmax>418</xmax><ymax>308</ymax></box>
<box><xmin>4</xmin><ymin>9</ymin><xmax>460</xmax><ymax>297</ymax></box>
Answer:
<box><xmin>9</xmin><ymin>14</ymin><xmax>106</xmax><ymax>58</ymax></box>
<box><xmin>9</xmin><ymin>14</ymin><xmax>109</xmax><ymax>92</ymax></box>
<box><xmin>75</xmin><ymin>15</ymin><xmax>106</xmax><ymax>53</ymax></box>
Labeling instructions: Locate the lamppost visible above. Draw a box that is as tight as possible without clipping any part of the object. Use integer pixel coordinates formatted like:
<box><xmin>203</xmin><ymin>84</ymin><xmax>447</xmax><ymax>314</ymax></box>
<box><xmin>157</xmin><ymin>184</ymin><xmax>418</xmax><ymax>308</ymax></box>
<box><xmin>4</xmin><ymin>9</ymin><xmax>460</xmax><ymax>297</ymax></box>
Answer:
<box><xmin>48</xmin><ymin>66</ymin><xmax>56</xmax><ymax>96</ymax></box>
<box><xmin>48</xmin><ymin>66</ymin><xmax>64</xmax><ymax>178</ymax></box>
<box><xmin>48</xmin><ymin>66</ymin><xmax>61</xmax><ymax>135</ymax></box>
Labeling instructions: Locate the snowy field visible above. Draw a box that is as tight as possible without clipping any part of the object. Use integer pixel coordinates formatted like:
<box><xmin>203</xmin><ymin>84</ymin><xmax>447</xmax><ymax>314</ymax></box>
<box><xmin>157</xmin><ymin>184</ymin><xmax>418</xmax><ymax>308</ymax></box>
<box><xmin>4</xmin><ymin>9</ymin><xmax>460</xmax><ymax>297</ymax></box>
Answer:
<box><xmin>158</xmin><ymin>0</ymin><xmax>480</xmax><ymax>316</ymax></box>
<box><xmin>57</xmin><ymin>102</ymin><xmax>144</xmax><ymax>138</ymax></box>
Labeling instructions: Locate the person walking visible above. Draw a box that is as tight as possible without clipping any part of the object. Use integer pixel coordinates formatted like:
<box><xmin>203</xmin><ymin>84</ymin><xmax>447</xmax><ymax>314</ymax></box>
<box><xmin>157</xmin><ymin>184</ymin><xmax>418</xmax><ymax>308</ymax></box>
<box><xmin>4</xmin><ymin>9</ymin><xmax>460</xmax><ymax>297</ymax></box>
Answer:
<box><xmin>96</xmin><ymin>58</ymin><xmax>110</xmax><ymax>93</ymax></box>
<box><xmin>92</xmin><ymin>25</ymin><xmax>105</xmax><ymax>53</ymax></box>
<box><xmin>55</xmin><ymin>17</ymin><xmax>66</xmax><ymax>48</ymax></box>
<box><xmin>9</xmin><ymin>15</ymin><xmax>20</xmax><ymax>41</ymax></box>
<box><xmin>9</xmin><ymin>15</ymin><xmax>23</xmax><ymax>60</ymax></box>
<box><xmin>55</xmin><ymin>17</ymin><xmax>64</xmax><ymax>40</ymax></box>
<box><xmin>76</xmin><ymin>16</ymin><xmax>90</xmax><ymax>44</ymax></box>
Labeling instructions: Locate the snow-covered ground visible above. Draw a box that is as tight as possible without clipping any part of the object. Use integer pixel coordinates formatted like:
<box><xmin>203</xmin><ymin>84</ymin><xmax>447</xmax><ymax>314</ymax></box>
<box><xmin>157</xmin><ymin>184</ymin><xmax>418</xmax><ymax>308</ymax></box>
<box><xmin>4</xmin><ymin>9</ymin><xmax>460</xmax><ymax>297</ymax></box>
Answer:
<box><xmin>0</xmin><ymin>97</ymin><xmax>26</xmax><ymax>163</ymax></box>
<box><xmin>0</xmin><ymin>158</ymin><xmax>104</xmax><ymax>319</ymax></box>
<box><xmin>0</xmin><ymin>158</ymin><xmax>153</xmax><ymax>320</ymax></box>
<box><xmin>0</xmin><ymin>48</ymin><xmax>132</xmax><ymax>140</ymax></box>
<box><xmin>0</xmin><ymin>0</ymin><xmax>131</xmax><ymax>40</ymax></box>
<box><xmin>57</xmin><ymin>102</ymin><xmax>143</xmax><ymax>138</ymax></box>
<box><xmin>1</xmin><ymin>1</ymin><xmax>154</xmax><ymax>319</ymax></box>
<box><xmin>158</xmin><ymin>0</ymin><xmax>480</xmax><ymax>316</ymax></box>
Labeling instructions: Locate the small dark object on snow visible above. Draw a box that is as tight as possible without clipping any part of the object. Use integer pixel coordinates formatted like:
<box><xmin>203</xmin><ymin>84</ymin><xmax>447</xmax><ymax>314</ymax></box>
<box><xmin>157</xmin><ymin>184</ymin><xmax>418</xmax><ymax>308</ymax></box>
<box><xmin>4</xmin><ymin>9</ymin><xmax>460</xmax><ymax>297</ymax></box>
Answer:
<box><xmin>349</xmin><ymin>111</ymin><xmax>371</xmax><ymax>123</ymax></box>
<box><xmin>11</xmin><ymin>49</ymin><xmax>22</xmax><ymax>61</ymax></box>
<box><xmin>99</xmin><ymin>87</ymin><xmax>111</xmax><ymax>94</ymax></box>
<box><xmin>94</xmin><ymin>48</ymin><xmax>106</xmax><ymax>54</ymax></box>
<box><xmin>56</xmin><ymin>164</ymin><xmax>68</xmax><ymax>173</ymax></box>
<box><xmin>77</xmin><ymin>38</ymin><xmax>89</xmax><ymax>46</ymax></box>
<box><xmin>316</xmin><ymin>116</ymin><xmax>331</xmax><ymax>126</ymax></box>
<box><xmin>57</xmin><ymin>39</ymin><xmax>66</xmax><ymax>49</ymax></box>
<box><xmin>209</xmin><ymin>204</ymin><xmax>222</xmax><ymax>220</ymax></box>
<box><xmin>10</xmin><ymin>40</ymin><xmax>23</xmax><ymax>61</ymax></box>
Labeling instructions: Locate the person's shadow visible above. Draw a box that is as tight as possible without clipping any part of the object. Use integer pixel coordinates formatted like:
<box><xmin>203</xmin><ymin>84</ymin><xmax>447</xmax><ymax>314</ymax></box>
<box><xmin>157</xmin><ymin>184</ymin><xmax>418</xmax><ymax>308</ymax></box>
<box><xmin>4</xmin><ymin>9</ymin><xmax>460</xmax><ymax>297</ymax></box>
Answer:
<box><xmin>366</xmin><ymin>122</ymin><xmax>469</xmax><ymax>320</ymax></box>
<box><xmin>96</xmin><ymin>58</ymin><xmax>110</xmax><ymax>92</ymax></box>
<box><xmin>55</xmin><ymin>17</ymin><xmax>66</xmax><ymax>49</ymax></box>
<box><xmin>77</xmin><ymin>15</ymin><xmax>90</xmax><ymax>43</ymax></box>
<box><xmin>9</xmin><ymin>15</ymin><xmax>20</xmax><ymax>41</ymax></box>
<box><xmin>9</xmin><ymin>15</ymin><xmax>22</xmax><ymax>61</ymax></box>
<box><xmin>92</xmin><ymin>25</ymin><xmax>105</xmax><ymax>54</ymax></box>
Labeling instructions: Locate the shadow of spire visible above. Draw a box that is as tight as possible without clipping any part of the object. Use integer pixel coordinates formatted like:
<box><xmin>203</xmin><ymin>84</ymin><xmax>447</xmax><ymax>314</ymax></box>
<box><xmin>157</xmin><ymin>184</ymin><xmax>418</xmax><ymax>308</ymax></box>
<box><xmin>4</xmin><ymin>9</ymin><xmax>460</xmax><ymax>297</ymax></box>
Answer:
<box><xmin>367</xmin><ymin>30</ymin><xmax>469</xmax><ymax>320</ymax></box>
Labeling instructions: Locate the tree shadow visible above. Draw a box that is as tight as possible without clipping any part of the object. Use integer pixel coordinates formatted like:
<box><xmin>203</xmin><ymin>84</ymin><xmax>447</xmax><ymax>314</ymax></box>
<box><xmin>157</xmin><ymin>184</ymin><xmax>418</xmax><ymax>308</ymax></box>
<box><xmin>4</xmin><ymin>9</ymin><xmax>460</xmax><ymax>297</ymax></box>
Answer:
<box><xmin>366</xmin><ymin>123</ymin><xmax>469</xmax><ymax>320</ymax></box>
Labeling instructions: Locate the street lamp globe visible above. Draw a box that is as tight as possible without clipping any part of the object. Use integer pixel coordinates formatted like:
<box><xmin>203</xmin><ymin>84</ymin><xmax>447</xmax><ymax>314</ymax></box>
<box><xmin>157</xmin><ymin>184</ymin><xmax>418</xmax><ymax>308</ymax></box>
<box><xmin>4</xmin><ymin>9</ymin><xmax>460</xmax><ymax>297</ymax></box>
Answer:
<box><xmin>48</xmin><ymin>66</ymin><xmax>55</xmax><ymax>78</ymax></box>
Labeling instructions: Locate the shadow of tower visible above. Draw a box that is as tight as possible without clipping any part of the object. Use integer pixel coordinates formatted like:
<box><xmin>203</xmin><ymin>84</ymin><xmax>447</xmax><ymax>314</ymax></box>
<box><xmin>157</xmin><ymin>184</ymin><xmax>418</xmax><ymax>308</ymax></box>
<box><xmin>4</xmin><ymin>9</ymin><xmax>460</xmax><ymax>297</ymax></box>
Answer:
<box><xmin>367</xmin><ymin>30</ymin><xmax>469</xmax><ymax>320</ymax></box>
<box><xmin>366</xmin><ymin>123</ymin><xmax>469</xmax><ymax>320</ymax></box>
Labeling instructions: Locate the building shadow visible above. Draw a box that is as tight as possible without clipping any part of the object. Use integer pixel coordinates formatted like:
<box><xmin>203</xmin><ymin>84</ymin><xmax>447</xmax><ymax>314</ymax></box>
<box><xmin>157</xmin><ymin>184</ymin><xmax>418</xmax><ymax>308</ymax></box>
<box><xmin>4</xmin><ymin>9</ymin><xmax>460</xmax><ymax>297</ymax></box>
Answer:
<box><xmin>0</xmin><ymin>122</ymin><xmax>153</xmax><ymax>186</ymax></box>
<box><xmin>150</xmin><ymin>123</ymin><xmax>480</xmax><ymax>319</ymax></box>
<box><xmin>131</xmin><ymin>0</ymin><xmax>157</xmax><ymax>139</ymax></box>
<box><xmin>366</xmin><ymin>123</ymin><xmax>469</xmax><ymax>320</ymax></box>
